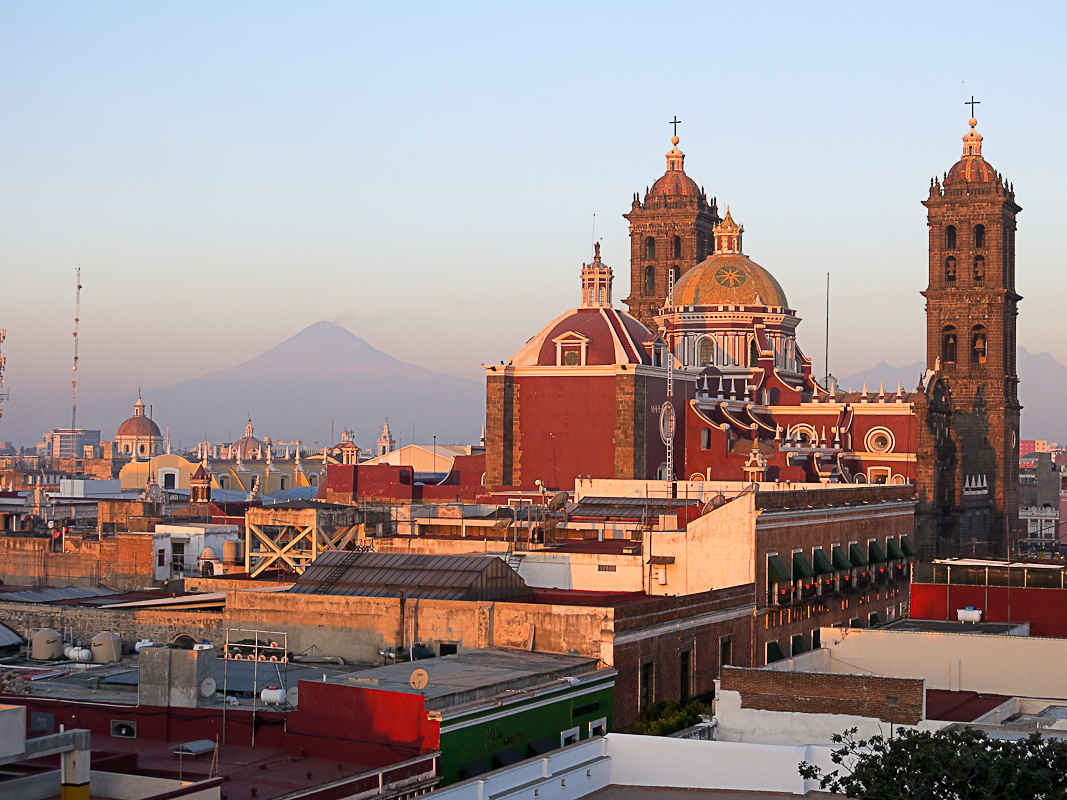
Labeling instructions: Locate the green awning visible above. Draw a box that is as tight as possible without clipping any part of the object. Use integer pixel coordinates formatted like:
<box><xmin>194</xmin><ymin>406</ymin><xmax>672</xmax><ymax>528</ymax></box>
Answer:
<box><xmin>793</xmin><ymin>551</ymin><xmax>814</xmax><ymax>579</ymax></box>
<box><xmin>812</xmin><ymin>548</ymin><xmax>835</xmax><ymax>575</ymax></box>
<box><xmin>869</xmin><ymin>541</ymin><xmax>888</xmax><ymax>563</ymax></box>
<box><xmin>768</xmin><ymin>554</ymin><xmax>791</xmax><ymax>583</ymax></box>
<box><xmin>849</xmin><ymin>543</ymin><xmax>869</xmax><ymax>567</ymax></box>
<box><xmin>886</xmin><ymin>538</ymin><xmax>905</xmax><ymax>560</ymax></box>
<box><xmin>832</xmin><ymin>545</ymin><xmax>852</xmax><ymax>570</ymax></box>
<box><xmin>766</xmin><ymin>641</ymin><xmax>785</xmax><ymax>664</ymax></box>
<box><xmin>791</xmin><ymin>635</ymin><xmax>810</xmax><ymax>655</ymax></box>
<box><xmin>901</xmin><ymin>535</ymin><xmax>918</xmax><ymax>557</ymax></box>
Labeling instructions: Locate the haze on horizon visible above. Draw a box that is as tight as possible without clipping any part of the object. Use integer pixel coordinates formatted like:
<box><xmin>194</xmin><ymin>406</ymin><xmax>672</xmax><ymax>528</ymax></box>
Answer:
<box><xmin>2</xmin><ymin>2</ymin><xmax>1065</xmax><ymax>445</ymax></box>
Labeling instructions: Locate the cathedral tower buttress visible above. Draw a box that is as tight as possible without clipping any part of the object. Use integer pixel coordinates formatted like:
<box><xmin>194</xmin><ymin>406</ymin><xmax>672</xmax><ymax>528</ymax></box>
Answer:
<box><xmin>916</xmin><ymin>112</ymin><xmax>1022</xmax><ymax>558</ymax></box>
<box><xmin>623</xmin><ymin>134</ymin><xmax>719</xmax><ymax>329</ymax></box>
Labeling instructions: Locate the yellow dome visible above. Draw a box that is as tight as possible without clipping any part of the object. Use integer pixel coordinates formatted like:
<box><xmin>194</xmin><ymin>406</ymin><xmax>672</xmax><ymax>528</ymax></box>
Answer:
<box><xmin>673</xmin><ymin>253</ymin><xmax>789</xmax><ymax>308</ymax></box>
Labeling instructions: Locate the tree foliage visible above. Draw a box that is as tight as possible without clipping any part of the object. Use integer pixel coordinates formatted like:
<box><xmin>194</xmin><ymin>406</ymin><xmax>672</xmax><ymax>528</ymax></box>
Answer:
<box><xmin>799</xmin><ymin>727</ymin><xmax>1067</xmax><ymax>800</ymax></box>
<box><xmin>629</xmin><ymin>699</ymin><xmax>709</xmax><ymax>736</ymax></box>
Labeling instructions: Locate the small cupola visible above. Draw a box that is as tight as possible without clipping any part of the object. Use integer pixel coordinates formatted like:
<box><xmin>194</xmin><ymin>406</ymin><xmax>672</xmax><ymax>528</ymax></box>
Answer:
<box><xmin>580</xmin><ymin>242</ymin><xmax>613</xmax><ymax>308</ymax></box>
<box><xmin>713</xmin><ymin>207</ymin><xmax>744</xmax><ymax>254</ymax></box>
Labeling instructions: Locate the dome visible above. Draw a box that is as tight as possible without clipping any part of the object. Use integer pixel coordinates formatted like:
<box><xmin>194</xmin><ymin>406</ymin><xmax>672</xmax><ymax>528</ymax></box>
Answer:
<box><xmin>648</xmin><ymin>168</ymin><xmax>700</xmax><ymax>199</ymax></box>
<box><xmin>946</xmin><ymin>156</ymin><xmax>997</xmax><ymax>185</ymax></box>
<box><xmin>510</xmin><ymin>308</ymin><xmax>657</xmax><ymax>367</ymax></box>
<box><xmin>673</xmin><ymin>253</ymin><xmax>790</xmax><ymax>309</ymax></box>
<box><xmin>116</xmin><ymin>415</ymin><xmax>161</xmax><ymax>438</ymax></box>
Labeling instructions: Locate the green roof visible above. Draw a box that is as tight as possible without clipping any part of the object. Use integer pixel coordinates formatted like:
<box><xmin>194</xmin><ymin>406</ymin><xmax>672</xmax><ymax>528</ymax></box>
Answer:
<box><xmin>768</xmin><ymin>554</ymin><xmax>791</xmax><ymax>584</ymax></box>
<box><xmin>793</xmin><ymin>551</ymin><xmax>814</xmax><ymax>579</ymax></box>
<box><xmin>901</xmin><ymin>535</ymin><xmax>918</xmax><ymax>557</ymax></box>
<box><xmin>849</xmin><ymin>543</ymin><xmax>869</xmax><ymax>567</ymax></box>
<box><xmin>832</xmin><ymin>545</ymin><xmax>852</xmax><ymax>570</ymax></box>
<box><xmin>869</xmin><ymin>541</ymin><xmax>888</xmax><ymax>563</ymax></box>
<box><xmin>887</xmin><ymin>538</ymin><xmax>905</xmax><ymax>560</ymax></box>
<box><xmin>812</xmin><ymin>548</ymin><xmax>834</xmax><ymax>575</ymax></box>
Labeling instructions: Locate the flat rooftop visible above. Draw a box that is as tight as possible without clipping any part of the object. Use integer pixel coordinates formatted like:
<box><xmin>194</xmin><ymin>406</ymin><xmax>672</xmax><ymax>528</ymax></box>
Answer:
<box><xmin>883</xmin><ymin>619</ymin><xmax>1028</xmax><ymax>635</ymax></box>
<box><xmin>346</xmin><ymin>647</ymin><xmax>603</xmax><ymax>708</ymax></box>
<box><xmin>587</xmin><ymin>787</ymin><xmax>832</xmax><ymax>799</ymax></box>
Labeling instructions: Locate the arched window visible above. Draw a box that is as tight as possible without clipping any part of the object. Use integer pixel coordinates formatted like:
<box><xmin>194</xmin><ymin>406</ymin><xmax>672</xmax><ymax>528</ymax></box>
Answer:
<box><xmin>644</xmin><ymin>237</ymin><xmax>656</xmax><ymax>260</ymax></box>
<box><xmin>971</xmin><ymin>325</ymin><xmax>987</xmax><ymax>364</ymax></box>
<box><xmin>699</xmin><ymin>338</ymin><xmax>715</xmax><ymax>366</ymax></box>
<box><xmin>973</xmin><ymin>255</ymin><xmax>985</xmax><ymax>284</ymax></box>
<box><xmin>946</xmin><ymin>225</ymin><xmax>956</xmax><ymax>250</ymax></box>
<box><xmin>644</xmin><ymin>265</ymin><xmax>656</xmax><ymax>293</ymax></box>
<box><xmin>280</xmin><ymin>476</ymin><xmax>288</xmax><ymax>491</ymax></box>
<box><xmin>672</xmin><ymin>236</ymin><xmax>682</xmax><ymax>259</ymax></box>
<box><xmin>218</xmin><ymin>476</ymin><xmax>227</xmax><ymax>489</ymax></box>
<box><xmin>701</xmin><ymin>428</ymin><xmax>711</xmax><ymax>450</ymax></box>
<box><xmin>942</xmin><ymin>326</ymin><xmax>958</xmax><ymax>364</ymax></box>
<box><xmin>974</xmin><ymin>224</ymin><xmax>985</xmax><ymax>248</ymax></box>
<box><xmin>749</xmin><ymin>339</ymin><xmax>760</xmax><ymax>366</ymax></box>
<box><xmin>945</xmin><ymin>256</ymin><xmax>956</xmax><ymax>283</ymax></box>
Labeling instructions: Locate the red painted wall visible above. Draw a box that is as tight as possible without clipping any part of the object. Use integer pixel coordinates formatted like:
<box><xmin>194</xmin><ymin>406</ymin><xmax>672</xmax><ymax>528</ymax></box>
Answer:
<box><xmin>911</xmin><ymin>582</ymin><xmax>1067</xmax><ymax>638</ymax></box>
<box><xmin>293</xmin><ymin>682</ymin><xmax>439</xmax><ymax>752</ymax></box>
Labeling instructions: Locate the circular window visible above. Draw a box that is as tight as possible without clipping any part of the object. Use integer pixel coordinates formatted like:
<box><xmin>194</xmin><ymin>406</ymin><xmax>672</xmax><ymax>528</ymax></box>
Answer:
<box><xmin>864</xmin><ymin>427</ymin><xmax>895</xmax><ymax>454</ymax></box>
<box><xmin>139</xmin><ymin>444</ymin><xmax>147</xmax><ymax>455</ymax></box>
<box><xmin>789</xmin><ymin>425</ymin><xmax>816</xmax><ymax>446</ymax></box>
<box><xmin>563</xmin><ymin>350</ymin><xmax>580</xmax><ymax>366</ymax></box>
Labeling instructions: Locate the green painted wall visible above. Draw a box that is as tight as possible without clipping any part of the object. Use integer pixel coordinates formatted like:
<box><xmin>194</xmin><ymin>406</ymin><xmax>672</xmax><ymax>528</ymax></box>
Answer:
<box><xmin>439</xmin><ymin>684</ymin><xmax>614</xmax><ymax>786</ymax></box>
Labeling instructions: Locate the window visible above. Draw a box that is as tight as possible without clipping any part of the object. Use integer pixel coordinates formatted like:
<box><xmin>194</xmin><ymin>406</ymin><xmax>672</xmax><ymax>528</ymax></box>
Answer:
<box><xmin>639</xmin><ymin>660</ymin><xmax>655</xmax><ymax>711</ymax></box>
<box><xmin>644</xmin><ymin>237</ymin><xmax>656</xmax><ymax>260</ymax></box>
<box><xmin>701</xmin><ymin>428</ymin><xmax>711</xmax><ymax>450</ymax></box>
<box><xmin>280</xmin><ymin>477</ymin><xmax>287</xmax><ymax>491</ymax></box>
<box><xmin>563</xmin><ymin>350</ymin><xmax>580</xmax><ymax>366</ymax></box>
<box><xmin>672</xmin><ymin>236</ymin><xmax>682</xmax><ymax>259</ymax></box>
<box><xmin>941</xmin><ymin>326</ymin><xmax>957</xmax><ymax>364</ymax></box>
<box><xmin>720</xmin><ymin>637</ymin><xmax>733</xmax><ymax>670</ymax></box>
<box><xmin>561</xmin><ymin>727</ymin><xmax>579</xmax><ymax>747</ymax></box>
<box><xmin>946</xmin><ymin>225</ymin><xmax>957</xmax><ymax>250</ymax></box>
<box><xmin>974</xmin><ymin>255</ymin><xmax>985</xmax><ymax>284</ymax></box>
<box><xmin>971</xmin><ymin>326</ymin><xmax>987</xmax><ymax>364</ymax></box>
<box><xmin>679</xmin><ymin>648</ymin><xmax>693</xmax><ymax>702</ymax></box>
<box><xmin>749</xmin><ymin>339</ymin><xmax>759</xmax><ymax>366</ymax></box>
<box><xmin>589</xmin><ymin>718</ymin><xmax>607</xmax><ymax>737</ymax></box>
<box><xmin>864</xmin><ymin>427</ymin><xmax>894</xmax><ymax>454</ymax></box>
<box><xmin>868</xmin><ymin>467</ymin><xmax>891</xmax><ymax>485</ymax></box>
<box><xmin>162</xmin><ymin>472</ymin><xmax>176</xmax><ymax>490</ymax></box>
<box><xmin>644</xmin><ymin>265</ymin><xmax>656</xmax><ymax>293</ymax></box>
<box><xmin>597</xmin><ymin>564</ymin><xmax>617</xmax><ymax>572</ymax></box>
<box><xmin>974</xmin><ymin>224</ymin><xmax>985</xmax><ymax>248</ymax></box>
<box><xmin>699</xmin><ymin>338</ymin><xmax>715</xmax><ymax>366</ymax></box>
<box><xmin>157</xmin><ymin>549</ymin><xmax>165</xmax><ymax>568</ymax></box>
<box><xmin>218</xmin><ymin>476</ymin><xmax>227</xmax><ymax>489</ymax></box>
<box><xmin>439</xmin><ymin>642</ymin><xmax>458</xmax><ymax>657</ymax></box>
<box><xmin>945</xmin><ymin>256</ymin><xmax>956</xmax><ymax>282</ymax></box>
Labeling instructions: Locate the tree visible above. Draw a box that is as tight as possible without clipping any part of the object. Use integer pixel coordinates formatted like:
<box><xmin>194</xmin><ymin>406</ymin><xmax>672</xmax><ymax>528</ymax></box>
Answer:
<box><xmin>629</xmin><ymin>699</ymin><xmax>709</xmax><ymax>737</ymax></box>
<box><xmin>798</xmin><ymin>727</ymin><xmax>1067</xmax><ymax>800</ymax></box>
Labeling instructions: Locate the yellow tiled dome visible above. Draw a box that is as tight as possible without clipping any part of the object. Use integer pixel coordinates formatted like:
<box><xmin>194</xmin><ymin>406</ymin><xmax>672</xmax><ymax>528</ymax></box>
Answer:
<box><xmin>673</xmin><ymin>253</ymin><xmax>790</xmax><ymax>309</ymax></box>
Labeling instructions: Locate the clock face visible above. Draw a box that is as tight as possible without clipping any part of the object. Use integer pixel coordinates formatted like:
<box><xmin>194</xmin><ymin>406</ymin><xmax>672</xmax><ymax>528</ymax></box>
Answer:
<box><xmin>714</xmin><ymin>265</ymin><xmax>747</xmax><ymax>288</ymax></box>
<box><xmin>659</xmin><ymin>402</ymin><xmax>676</xmax><ymax>444</ymax></box>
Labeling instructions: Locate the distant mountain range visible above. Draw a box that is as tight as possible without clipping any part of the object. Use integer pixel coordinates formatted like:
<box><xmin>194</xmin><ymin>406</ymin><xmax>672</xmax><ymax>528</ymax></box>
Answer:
<box><xmin>14</xmin><ymin>321</ymin><xmax>484</xmax><ymax>451</ymax></box>
<box><xmin>838</xmin><ymin>348</ymin><xmax>1067</xmax><ymax>445</ymax></box>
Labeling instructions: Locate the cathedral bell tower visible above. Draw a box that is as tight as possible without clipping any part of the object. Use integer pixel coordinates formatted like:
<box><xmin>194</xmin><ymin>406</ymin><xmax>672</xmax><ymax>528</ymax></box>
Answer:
<box><xmin>916</xmin><ymin>109</ymin><xmax>1022</xmax><ymax>558</ymax></box>
<box><xmin>623</xmin><ymin>129</ymin><xmax>719</xmax><ymax>329</ymax></box>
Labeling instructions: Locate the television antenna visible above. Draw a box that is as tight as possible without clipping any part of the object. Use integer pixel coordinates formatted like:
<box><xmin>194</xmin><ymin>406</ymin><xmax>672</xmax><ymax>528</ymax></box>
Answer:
<box><xmin>71</xmin><ymin>267</ymin><xmax>82</xmax><ymax>429</ymax></box>
<box><xmin>0</xmin><ymin>329</ymin><xmax>8</xmax><ymax>434</ymax></box>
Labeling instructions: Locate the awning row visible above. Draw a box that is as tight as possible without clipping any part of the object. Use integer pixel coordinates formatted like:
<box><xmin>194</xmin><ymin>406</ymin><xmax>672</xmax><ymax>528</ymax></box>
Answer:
<box><xmin>769</xmin><ymin>537</ymin><xmax>917</xmax><ymax>582</ymax></box>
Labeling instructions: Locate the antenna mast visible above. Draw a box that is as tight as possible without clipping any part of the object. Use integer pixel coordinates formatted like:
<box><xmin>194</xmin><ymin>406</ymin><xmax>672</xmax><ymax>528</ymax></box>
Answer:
<box><xmin>0</xmin><ymin>329</ymin><xmax>8</xmax><ymax>434</ymax></box>
<box><xmin>71</xmin><ymin>267</ymin><xmax>82</xmax><ymax>430</ymax></box>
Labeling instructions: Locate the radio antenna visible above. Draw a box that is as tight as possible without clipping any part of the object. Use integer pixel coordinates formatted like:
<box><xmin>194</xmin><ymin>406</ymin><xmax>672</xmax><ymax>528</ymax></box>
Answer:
<box><xmin>71</xmin><ymin>267</ymin><xmax>82</xmax><ymax>430</ymax></box>
<box><xmin>0</xmin><ymin>329</ymin><xmax>8</xmax><ymax>434</ymax></box>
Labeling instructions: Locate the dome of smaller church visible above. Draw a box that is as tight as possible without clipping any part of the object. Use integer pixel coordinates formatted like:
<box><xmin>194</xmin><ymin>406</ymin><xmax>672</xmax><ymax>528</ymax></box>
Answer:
<box><xmin>673</xmin><ymin>253</ymin><xmax>790</xmax><ymax>309</ymax></box>
<box><xmin>116</xmin><ymin>395</ymin><xmax>161</xmax><ymax>438</ymax></box>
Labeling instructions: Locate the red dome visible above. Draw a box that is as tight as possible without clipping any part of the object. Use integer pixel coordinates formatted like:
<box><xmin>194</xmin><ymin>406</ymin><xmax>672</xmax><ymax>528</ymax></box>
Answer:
<box><xmin>648</xmin><ymin>170</ymin><xmax>700</xmax><ymax>199</ymax></box>
<box><xmin>510</xmin><ymin>308</ymin><xmax>657</xmax><ymax>367</ymax></box>
<box><xmin>116</xmin><ymin>415</ymin><xmax>160</xmax><ymax>438</ymax></box>
<box><xmin>946</xmin><ymin>156</ymin><xmax>997</xmax><ymax>185</ymax></box>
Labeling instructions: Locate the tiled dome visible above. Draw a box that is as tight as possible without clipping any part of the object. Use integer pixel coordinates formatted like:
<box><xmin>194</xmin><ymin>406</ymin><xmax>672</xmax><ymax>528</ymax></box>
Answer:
<box><xmin>673</xmin><ymin>253</ymin><xmax>789</xmax><ymax>309</ymax></box>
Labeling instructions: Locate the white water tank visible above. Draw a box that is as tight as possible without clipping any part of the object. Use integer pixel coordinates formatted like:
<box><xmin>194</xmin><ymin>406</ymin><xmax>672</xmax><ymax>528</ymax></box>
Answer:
<box><xmin>71</xmin><ymin>647</ymin><xmax>92</xmax><ymax>662</ymax></box>
<box><xmin>90</xmin><ymin>631</ymin><xmax>122</xmax><ymax>663</ymax></box>
<box><xmin>222</xmin><ymin>540</ymin><xmax>239</xmax><ymax>563</ymax></box>
<box><xmin>957</xmin><ymin>607</ymin><xmax>983</xmax><ymax>623</ymax></box>
<box><xmin>134</xmin><ymin>639</ymin><xmax>155</xmax><ymax>653</ymax></box>
<box><xmin>30</xmin><ymin>629</ymin><xmax>64</xmax><ymax>661</ymax></box>
<box><xmin>260</xmin><ymin>686</ymin><xmax>286</xmax><ymax>705</ymax></box>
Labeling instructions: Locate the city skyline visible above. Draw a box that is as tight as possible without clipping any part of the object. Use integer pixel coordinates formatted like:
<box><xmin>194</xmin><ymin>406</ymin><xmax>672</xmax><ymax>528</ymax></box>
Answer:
<box><xmin>2</xmin><ymin>2</ymin><xmax>1065</xmax><ymax>444</ymax></box>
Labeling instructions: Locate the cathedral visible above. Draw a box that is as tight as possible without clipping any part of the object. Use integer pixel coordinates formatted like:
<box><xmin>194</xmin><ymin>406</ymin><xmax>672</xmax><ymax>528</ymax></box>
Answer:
<box><xmin>484</xmin><ymin>117</ymin><xmax>1020</xmax><ymax>557</ymax></box>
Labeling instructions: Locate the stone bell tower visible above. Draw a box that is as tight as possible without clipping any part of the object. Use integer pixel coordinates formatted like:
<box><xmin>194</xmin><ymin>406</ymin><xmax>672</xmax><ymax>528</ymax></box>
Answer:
<box><xmin>915</xmin><ymin>108</ymin><xmax>1022</xmax><ymax>558</ymax></box>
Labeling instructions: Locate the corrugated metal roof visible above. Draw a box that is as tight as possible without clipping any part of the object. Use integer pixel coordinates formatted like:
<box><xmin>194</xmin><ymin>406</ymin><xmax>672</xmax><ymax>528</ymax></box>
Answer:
<box><xmin>0</xmin><ymin>621</ymin><xmax>24</xmax><ymax>648</ymax></box>
<box><xmin>291</xmin><ymin>551</ymin><xmax>530</xmax><ymax>601</ymax></box>
<box><xmin>0</xmin><ymin>586</ymin><xmax>122</xmax><ymax>604</ymax></box>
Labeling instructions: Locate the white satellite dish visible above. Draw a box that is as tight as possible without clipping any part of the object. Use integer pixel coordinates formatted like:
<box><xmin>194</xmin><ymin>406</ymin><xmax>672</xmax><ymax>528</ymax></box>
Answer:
<box><xmin>287</xmin><ymin>686</ymin><xmax>299</xmax><ymax>707</ymax></box>
<box><xmin>410</xmin><ymin>668</ymin><xmax>429</xmax><ymax>690</ymax></box>
<box><xmin>199</xmin><ymin>677</ymin><xmax>217</xmax><ymax>698</ymax></box>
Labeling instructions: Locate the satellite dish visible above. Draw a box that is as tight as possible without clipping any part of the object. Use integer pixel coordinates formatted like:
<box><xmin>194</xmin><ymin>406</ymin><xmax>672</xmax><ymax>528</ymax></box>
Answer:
<box><xmin>701</xmin><ymin>493</ymin><xmax>728</xmax><ymax>515</ymax></box>
<box><xmin>410</xmin><ymin>668</ymin><xmax>429</xmax><ymax>690</ymax></box>
<box><xmin>548</xmin><ymin>491</ymin><xmax>569</xmax><ymax>512</ymax></box>
<box><xmin>199</xmin><ymin>677</ymin><xmax>217</xmax><ymax>698</ymax></box>
<box><xmin>286</xmin><ymin>686</ymin><xmax>299</xmax><ymax>707</ymax></box>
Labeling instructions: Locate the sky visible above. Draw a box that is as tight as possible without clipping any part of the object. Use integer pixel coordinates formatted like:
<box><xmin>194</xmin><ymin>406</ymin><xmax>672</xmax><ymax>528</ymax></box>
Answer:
<box><xmin>1</xmin><ymin>2</ymin><xmax>1065</xmax><ymax>445</ymax></box>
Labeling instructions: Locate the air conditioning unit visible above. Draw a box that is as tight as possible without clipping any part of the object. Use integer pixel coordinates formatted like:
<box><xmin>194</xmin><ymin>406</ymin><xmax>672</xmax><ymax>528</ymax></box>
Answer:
<box><xmin>111</xmin><ymin>720</ymin><xmax>137</xmax><ymax>738</ymax></box>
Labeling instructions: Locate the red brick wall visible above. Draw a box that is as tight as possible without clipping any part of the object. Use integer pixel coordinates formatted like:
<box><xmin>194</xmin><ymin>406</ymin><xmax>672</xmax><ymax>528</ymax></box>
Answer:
<box><xmin>721</xmin><ymin>665</ymin><xmax>924</xmax><ymax>725</ymax></box>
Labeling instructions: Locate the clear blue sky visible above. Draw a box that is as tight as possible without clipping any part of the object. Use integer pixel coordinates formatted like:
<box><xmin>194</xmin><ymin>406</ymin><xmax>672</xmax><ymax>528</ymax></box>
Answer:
<box><xmin>1</xmin><ymin>1</ymin><xmax>1064</xmax><ymax>444</ymax></box>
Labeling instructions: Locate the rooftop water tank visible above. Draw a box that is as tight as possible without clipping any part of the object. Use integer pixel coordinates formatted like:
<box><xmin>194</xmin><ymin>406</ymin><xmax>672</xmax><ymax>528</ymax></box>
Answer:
<box><xmin>222</xmin><ymin>540</ymin><xmax>239</xmax><ymax>563</ymax></box>
<box><xmin>90</xmin><ymin>631</ymin><xmax>122</xmax><ymax>663</ymax></box>
<box><xmin>30</xmin><ymin>629</ymin><xmax>63</xmax><ymax>661</ymax></box>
